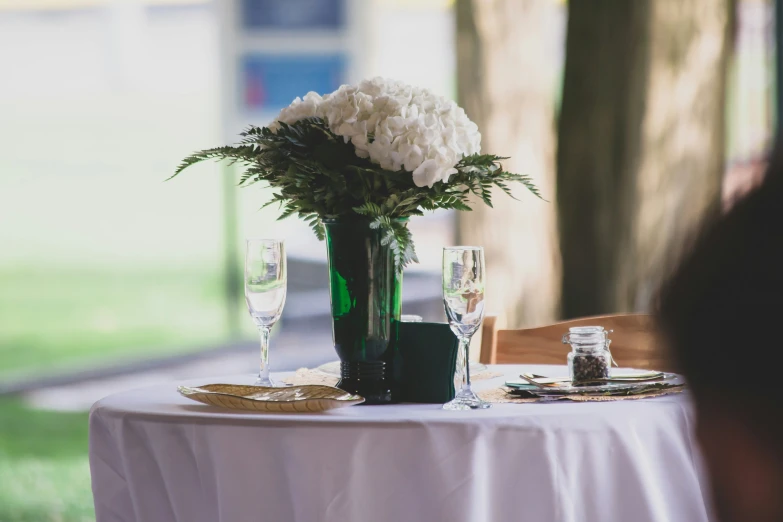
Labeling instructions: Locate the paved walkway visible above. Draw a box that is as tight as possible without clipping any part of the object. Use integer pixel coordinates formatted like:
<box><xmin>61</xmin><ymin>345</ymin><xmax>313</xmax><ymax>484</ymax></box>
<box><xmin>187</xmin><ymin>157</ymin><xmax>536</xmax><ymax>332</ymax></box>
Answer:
<box><xmin>20</xmin><ymin>330</ymin><xmax>335</xmax><ymax>412</ymax></box>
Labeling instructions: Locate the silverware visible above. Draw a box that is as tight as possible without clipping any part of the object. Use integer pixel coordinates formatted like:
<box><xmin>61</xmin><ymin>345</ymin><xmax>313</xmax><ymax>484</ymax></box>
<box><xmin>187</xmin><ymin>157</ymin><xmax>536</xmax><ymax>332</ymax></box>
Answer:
<box><xmin>520</xmin><ymin>371</ymin><xmax>666</xmax><ymax>387</ymax></box>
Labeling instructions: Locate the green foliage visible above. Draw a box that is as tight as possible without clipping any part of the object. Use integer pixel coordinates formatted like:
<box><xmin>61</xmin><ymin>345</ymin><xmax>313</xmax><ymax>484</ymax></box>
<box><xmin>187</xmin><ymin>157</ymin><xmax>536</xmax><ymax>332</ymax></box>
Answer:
<box><xmin>173</xmin><ymin>118</ymin><xmax>541</xmax><ymax>271</ymax></box>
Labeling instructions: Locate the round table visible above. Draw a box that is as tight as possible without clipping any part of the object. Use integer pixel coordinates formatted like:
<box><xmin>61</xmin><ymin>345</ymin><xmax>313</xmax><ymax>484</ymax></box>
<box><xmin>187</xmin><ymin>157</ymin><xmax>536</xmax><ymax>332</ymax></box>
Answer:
<box><xmin>89</xmin><ymin>365</ymin><xmax>714</xmax><ymax>522</ymax></box>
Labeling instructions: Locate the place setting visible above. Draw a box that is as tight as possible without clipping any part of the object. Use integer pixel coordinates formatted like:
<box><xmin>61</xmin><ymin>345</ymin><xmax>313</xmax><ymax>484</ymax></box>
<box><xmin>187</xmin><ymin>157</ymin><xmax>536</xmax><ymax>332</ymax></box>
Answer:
<box><xmin>176</xmin><ymin>233</ymin><xmax>682</xmax><ymax>411</ymax></box>
<box><xmin>478</xmin><ymin>326</ymin><xmax>685</xmax><ymax>404</ymax></box>
<box><xmin>175</xmin><ymin>235</ymin><xmax>683</xmax><ymax>412</ymax></box>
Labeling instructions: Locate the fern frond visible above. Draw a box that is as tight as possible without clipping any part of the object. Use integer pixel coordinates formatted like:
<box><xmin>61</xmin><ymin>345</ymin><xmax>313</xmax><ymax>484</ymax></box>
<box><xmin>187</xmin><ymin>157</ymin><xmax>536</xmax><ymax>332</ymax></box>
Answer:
<box><xmin>171</xmin><ymin>118</ymin><xmax>543</xmax><ymax>272</ymax></box>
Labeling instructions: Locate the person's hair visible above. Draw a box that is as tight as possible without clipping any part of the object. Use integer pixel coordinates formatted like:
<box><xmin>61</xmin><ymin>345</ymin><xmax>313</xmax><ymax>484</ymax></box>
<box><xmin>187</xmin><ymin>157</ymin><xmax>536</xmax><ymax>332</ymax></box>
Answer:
<box><xmin>657</xmin><ymin>164</ymin><xmax>783</xmax><ymax>442</ymax></box>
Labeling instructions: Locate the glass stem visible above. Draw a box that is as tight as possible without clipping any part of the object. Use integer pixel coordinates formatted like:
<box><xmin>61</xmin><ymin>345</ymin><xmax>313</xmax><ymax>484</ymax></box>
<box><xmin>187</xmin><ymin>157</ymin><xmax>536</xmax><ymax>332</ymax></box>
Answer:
<box><xmin>258</xmin><ymin>326</ymin><xmax>271</xmax><ymax>383</ymax></box>
<box><xmin>459</xmin><ymin>336</ymin><xmax>472</xmax><ymax>391</ymax></box>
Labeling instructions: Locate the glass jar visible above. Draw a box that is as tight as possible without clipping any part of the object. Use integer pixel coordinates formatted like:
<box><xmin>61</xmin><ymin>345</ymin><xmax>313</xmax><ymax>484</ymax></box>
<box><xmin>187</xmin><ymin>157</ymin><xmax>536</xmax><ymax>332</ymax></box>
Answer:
<box><xmin>563</xmin><ymin>326</ymin><xmax>611</xmax><ymax>385</ymax></box>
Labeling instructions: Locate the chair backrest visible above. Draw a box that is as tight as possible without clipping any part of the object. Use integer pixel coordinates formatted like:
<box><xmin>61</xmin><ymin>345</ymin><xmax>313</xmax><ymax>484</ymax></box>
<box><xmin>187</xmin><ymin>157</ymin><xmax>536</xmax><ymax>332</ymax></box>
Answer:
<box><xmin>479</xmin><ymin>313</ymin><xmax>674</xmax><ymax>371</ymax></box>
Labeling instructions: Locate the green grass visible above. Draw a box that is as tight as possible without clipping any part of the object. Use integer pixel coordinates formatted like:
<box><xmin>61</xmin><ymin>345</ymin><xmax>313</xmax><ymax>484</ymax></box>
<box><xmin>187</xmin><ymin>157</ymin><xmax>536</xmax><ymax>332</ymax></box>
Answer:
<box><xmin>0</xmin><ymin>266</ymin><xmax>230</xmax><ymax>378</ymax></box>
<box><xmin>0</xmin><ymin>265</ymin><xmax>239</xmax><ymax>522</ymax></box>
<box><xmin>0</xmin><ymin>265</ymin><xmax>233</xmax><ymax>520</ymax></box>
<box><xmin>0</xmin><ymin>399</ymin><xmax>93</xmax><ymax>522</ymax></box>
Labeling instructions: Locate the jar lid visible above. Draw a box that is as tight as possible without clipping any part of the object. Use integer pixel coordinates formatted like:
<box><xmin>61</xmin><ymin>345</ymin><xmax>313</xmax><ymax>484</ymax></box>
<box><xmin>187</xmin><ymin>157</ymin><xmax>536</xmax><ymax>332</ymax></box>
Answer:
<box><xmin>562</xmin><ymin>326</ymin><xmax>607</xmax><ymax>345</ymax></box>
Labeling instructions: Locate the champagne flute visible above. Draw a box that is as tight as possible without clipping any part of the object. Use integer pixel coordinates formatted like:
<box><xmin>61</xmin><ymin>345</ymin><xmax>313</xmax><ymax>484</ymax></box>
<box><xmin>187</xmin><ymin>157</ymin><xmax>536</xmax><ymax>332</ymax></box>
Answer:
<box><xmin>442</xmin><ymin>246</ymin><xmax>491</xmax><ymax>410</ymax></box>
<box><xmin>245</xmin><ymin>239</ymin><xmax>287</xmax><ymax>386</ymax></box>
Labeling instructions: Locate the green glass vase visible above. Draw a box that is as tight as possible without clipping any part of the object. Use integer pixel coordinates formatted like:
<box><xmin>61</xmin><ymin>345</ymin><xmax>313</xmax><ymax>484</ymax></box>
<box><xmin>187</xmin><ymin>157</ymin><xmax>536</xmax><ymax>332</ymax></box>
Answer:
<box><xmin>323</xmin><ymin>218</ymin><xmax>403</xmax><ymax>404</ymax></box>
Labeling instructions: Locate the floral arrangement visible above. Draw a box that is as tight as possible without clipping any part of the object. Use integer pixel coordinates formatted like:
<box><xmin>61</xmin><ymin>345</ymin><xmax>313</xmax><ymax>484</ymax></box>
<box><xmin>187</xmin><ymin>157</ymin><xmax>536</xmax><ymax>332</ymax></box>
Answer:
<box><xmin>173</xmin><ymin>77</ymin><xmax>539</xmax><ymax>270</ymax></box>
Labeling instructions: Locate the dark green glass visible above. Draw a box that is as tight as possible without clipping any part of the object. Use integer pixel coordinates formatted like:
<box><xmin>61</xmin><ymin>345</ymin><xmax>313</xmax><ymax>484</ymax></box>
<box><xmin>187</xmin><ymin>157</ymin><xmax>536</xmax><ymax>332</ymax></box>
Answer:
<box><xmin>324</xmin><ymin>218</ymin><xmax>403</xmax><ymax>404</ymax></box>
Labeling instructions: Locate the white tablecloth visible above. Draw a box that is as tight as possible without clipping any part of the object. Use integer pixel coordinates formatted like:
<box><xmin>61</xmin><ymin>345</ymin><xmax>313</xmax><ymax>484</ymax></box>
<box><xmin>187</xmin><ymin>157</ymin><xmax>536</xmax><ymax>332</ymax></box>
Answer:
<box><xmin>89</xmin><ymin>365</ymin><xmax>714</xmax><ymax>522</ymax></box>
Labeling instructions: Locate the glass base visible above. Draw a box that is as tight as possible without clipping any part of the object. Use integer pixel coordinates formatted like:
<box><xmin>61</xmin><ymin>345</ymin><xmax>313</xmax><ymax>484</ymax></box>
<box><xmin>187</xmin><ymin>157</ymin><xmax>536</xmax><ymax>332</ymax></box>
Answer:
<box><xmin>336</xmin><ymin>361</ymin><xmax>395</xmax><ymax>404</ymax></box>
<box><xmin>254</xmin><ymin>375</ymin><xmax>288</xmax><ymax>387</ymax></box>
<box><xmin>442</xmin><ymin>388</ymin><xmax>491</xmax><ymax>410</ymax></box>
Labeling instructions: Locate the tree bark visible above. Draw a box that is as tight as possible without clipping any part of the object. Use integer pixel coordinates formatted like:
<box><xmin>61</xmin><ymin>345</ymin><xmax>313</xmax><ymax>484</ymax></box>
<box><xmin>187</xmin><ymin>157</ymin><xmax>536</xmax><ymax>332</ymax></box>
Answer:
<box><xmin>558</xmin><ymin>0</ymin><xmax>735</xmax><ymax>318</ymax></box>
<box><xmin>456</xmin><ymin>0</ymin><xmax>561</xmax><ymax>328</ymax></box>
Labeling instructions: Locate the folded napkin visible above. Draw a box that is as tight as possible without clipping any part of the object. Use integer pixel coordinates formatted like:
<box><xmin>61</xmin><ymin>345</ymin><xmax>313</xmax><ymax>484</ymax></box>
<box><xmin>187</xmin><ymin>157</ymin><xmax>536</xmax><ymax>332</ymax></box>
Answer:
<box><xmin>396</xmin><ymin>321</ymin><xmax>460</xmax><ymax>403</ymax></box>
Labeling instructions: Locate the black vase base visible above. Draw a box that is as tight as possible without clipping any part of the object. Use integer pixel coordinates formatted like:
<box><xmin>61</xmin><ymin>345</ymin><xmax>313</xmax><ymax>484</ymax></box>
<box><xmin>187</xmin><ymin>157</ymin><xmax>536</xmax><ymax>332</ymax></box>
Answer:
<box><xmin>337</xmin><ymin>361</ymin><xmax>396</xmax><ymax>405</ymax></box>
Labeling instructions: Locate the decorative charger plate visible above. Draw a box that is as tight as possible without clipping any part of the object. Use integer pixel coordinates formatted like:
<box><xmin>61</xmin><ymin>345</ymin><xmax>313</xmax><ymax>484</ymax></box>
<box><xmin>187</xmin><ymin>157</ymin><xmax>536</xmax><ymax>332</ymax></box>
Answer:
<box><xmin>178</xmin><ymin>384</ymin><xmax>365</xmax><ymax>413</ymax></box>
<box><xmin>505</xmin><ymin>373</ymin><xmax>685</xmax><ymax>397</ymax></box>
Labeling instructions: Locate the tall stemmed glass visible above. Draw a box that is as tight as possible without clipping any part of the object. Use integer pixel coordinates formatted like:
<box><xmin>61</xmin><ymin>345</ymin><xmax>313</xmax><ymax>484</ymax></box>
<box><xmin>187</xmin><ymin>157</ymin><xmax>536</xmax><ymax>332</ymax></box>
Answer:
<box><xmin>245</xmin><ymin>239</ymin><xmax>287</xmax><ymax>386</ymax></box>
<box><xmin>442</xmin><ymin>246</ymin><xmax>491</xmax><ymax>410</ymax></box>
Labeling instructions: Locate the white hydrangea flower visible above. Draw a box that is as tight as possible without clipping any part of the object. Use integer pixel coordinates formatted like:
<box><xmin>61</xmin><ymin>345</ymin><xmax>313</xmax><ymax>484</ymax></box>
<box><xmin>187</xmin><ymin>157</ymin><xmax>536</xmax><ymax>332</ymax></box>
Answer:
<box><xmin>268</xmin><ymin>78</ymin><xmax>482</xmax><ymax>188</ymax></box>
<box><xmin>267</xmin><ymin>92</ymin><xmax>323</xmax><ymax>133</ymax></box>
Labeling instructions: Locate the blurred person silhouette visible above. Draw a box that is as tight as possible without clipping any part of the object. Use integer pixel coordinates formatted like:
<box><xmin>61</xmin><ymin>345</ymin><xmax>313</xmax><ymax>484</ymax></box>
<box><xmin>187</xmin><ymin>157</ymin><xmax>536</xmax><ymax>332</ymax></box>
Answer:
<box><xmin>658</xmin><ymin>149</ymin><xmax>783</xmax><ymax>522</ymax></box>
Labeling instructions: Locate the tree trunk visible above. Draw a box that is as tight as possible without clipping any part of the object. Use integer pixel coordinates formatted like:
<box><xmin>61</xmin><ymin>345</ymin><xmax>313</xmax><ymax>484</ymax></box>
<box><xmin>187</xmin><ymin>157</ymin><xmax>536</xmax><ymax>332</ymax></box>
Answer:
<box><xmin>558</xmin><ymin>0</ymin><xmax>735</xmax><ymax>318</ymax></box>
<box><xmin>456</xmin><ymin>0</ymin><xmax>561</xmax><ymax>328</ymax></box>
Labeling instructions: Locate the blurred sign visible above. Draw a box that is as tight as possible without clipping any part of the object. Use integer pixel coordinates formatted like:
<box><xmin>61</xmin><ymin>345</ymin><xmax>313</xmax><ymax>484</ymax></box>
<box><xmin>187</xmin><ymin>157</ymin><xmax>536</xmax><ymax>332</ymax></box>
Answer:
<box><xmin>241</xmin><ymin>0</ymin><xmax>344</xmax><ymax>30</ymax></box>
<box><xmin>219</xmin><ymin>0</ymin><xmax>363</xmax><ymax>135</ymax></box>
<box><xmin>242</xmin><ymin>54</ymin><xmax>345</xmax><ymax>112</ymax></box>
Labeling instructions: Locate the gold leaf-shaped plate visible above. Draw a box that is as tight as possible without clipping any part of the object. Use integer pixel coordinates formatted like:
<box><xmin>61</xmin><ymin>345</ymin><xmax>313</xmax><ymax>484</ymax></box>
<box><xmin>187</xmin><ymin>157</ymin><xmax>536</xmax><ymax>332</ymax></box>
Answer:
<box><xmin>178</xmin><ymin>384</ymin><xmax>365</xmax><ymax>413</ymax></box>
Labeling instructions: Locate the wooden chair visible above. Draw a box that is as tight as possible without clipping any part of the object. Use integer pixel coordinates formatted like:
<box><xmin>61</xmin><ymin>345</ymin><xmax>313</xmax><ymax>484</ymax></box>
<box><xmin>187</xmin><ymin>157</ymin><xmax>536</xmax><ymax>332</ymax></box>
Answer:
<box><xmin>479</xmin><ymin>313</ymin><xmax>674</xmax><ymax>372</ymax></box>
